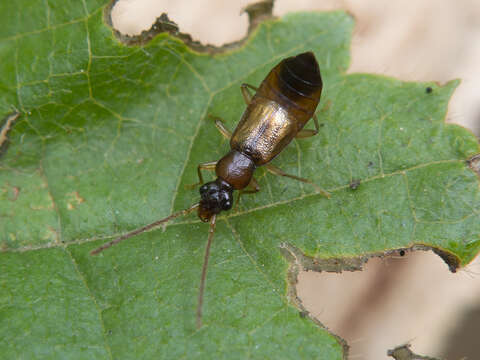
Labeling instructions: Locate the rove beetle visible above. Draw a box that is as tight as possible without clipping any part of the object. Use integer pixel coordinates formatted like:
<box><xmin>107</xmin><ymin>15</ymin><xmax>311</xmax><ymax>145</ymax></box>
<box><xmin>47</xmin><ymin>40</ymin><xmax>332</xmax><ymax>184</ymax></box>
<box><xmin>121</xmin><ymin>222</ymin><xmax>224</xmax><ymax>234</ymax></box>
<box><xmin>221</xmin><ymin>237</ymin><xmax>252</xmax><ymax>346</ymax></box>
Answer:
<box><xmin>91</xmin><ymin>51</ymin><xmax>329</xmax><ymax>328</ymax></box>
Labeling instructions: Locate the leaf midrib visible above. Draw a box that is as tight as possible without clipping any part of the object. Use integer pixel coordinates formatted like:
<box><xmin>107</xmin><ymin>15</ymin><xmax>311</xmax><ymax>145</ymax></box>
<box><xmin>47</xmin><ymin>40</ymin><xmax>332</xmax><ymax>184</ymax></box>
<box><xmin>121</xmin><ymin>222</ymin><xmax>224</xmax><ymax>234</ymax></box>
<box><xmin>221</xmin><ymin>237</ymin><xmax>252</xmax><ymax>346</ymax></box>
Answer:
<box><xmin>7</xmin><ymin>157</ymin><xmax>467</xmax><ymax>253</ymax></box>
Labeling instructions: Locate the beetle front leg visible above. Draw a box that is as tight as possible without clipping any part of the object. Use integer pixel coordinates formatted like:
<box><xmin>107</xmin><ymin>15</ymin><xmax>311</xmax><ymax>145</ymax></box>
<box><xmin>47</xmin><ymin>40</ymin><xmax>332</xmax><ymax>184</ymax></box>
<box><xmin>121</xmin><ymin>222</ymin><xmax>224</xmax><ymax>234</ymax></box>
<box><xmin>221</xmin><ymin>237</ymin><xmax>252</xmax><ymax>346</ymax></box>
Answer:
<box><xmin>197</xmin><ymin>162</ymin><xmax>217</xmax><ymax>185</ymax></box>
<box><xmin>235</xmin><ymin>177</ymin><xmax>261</xmax><ymax>210</ymax></box>
<box><xmin>185</xmin><ymin>161</ymin><xmax>217</xmax><ymax>189</ymax></box>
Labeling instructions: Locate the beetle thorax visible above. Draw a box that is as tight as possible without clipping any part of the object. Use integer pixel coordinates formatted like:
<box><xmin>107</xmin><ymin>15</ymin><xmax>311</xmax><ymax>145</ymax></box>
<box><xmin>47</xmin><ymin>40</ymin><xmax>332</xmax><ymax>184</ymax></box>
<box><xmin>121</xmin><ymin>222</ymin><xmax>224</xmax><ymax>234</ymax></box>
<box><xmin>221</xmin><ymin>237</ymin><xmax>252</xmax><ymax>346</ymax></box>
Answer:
<box><xmin>215</xmin><ymin>150</ymin><xmax>255</xmax><ymax>190</ymax></box>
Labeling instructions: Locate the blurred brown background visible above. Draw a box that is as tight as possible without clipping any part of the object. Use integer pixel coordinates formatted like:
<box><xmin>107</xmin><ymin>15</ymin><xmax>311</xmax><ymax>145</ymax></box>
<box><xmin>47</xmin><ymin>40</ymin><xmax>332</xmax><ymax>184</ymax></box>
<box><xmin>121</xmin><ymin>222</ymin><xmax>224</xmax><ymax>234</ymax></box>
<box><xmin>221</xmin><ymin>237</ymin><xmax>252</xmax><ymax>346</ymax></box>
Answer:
<box><xmin>112</xmin><ymin>1</ymin><xmax>480</xmax><ymax>359</ymax></box>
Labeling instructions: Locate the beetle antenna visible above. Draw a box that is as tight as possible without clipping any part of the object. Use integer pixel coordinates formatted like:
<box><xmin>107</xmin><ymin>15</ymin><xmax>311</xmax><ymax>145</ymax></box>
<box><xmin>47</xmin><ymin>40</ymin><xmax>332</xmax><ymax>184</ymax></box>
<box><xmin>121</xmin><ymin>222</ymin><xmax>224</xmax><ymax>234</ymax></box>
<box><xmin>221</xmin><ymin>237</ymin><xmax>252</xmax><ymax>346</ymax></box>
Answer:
<box><xmin>196</xmin><ymin>213</ymin><xmax>217</xmax><ymax>328</ymax></box>
<box><xmin>90</xmin><ymin>203</ymin><xmax>200</xmax><ymax>255</ymax></box>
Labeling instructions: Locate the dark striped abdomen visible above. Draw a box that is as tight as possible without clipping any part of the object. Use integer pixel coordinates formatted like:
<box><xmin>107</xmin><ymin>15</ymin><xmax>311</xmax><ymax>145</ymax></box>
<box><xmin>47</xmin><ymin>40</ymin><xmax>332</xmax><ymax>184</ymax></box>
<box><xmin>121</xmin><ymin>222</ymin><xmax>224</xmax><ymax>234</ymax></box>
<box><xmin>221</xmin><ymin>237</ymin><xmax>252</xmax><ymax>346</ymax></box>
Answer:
<box><xmin>256</xmin><ymin>52</ymin><xmax>322</xmax><ymax>130</ymax></box>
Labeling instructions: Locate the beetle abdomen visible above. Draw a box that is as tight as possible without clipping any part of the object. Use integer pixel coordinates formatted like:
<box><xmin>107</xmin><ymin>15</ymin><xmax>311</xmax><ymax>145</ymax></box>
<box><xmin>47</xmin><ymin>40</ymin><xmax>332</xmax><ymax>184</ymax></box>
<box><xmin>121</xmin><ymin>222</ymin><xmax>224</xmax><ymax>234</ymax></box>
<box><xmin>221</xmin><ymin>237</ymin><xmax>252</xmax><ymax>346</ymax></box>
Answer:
<box><xmin>258</xmin><ymin>52</ymin><xmax>322</xmax><ymax>122</ymax></box>
<box><xmin>279</xmin><ymin>52</ymin><xmax>322</xmax><ymax>98</ymax></box>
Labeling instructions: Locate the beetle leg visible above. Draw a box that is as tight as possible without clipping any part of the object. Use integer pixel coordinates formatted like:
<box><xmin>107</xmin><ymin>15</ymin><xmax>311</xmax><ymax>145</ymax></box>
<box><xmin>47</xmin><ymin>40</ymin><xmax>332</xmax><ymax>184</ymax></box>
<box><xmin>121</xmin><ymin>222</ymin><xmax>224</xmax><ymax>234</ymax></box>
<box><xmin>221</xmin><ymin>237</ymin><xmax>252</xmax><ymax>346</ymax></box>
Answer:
<box><xmin>240</xmin><ymin>177</ymin><xmax>261</xmax><ymax>195</ymax></box>
<box><xmin>265</xmin><ymin>163</ymin><xmax>330</xmax><ymax>198</ymax></box>
<box><xmin>235</xmin><ymin>177</ymin><xmax>260</xmax><ymax>210</ymax></box>
<box><xmin>209</xmin><ymin>115</ymin><xmax>232</xmax><ymax>139</ymax></box>
<box><xmin>185</xmin><ymin>161</ymin><xmax>217</xmax><ymax>189</ymax></box>
<box><xmin>197</xmin><ymin>162</ymin><xmax>217</xmax><ymax>184</ymax></box>
<box><xmin>244</xmin><ymin>177</ymin><xmax>260</xmax><ymax>194</ymax></box>
<box><xmin>241</xmin><ymin>83</ymin><xmax>258</xmax><ymax>105</ymax></box>
<box><xmin>296</xmin><ymin>114</ymin><xmax>320</xmax><ymax>139</ymax></box>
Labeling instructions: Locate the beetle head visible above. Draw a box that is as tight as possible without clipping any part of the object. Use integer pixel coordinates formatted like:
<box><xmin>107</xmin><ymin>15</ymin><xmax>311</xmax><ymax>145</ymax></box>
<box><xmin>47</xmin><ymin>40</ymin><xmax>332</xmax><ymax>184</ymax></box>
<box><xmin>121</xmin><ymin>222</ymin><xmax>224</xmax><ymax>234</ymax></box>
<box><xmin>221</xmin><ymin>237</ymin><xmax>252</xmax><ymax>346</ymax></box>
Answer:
<box><xmin>198</xmin><ymin>178</ymin><xmax>233</xmax><ymax>222</ymax></box>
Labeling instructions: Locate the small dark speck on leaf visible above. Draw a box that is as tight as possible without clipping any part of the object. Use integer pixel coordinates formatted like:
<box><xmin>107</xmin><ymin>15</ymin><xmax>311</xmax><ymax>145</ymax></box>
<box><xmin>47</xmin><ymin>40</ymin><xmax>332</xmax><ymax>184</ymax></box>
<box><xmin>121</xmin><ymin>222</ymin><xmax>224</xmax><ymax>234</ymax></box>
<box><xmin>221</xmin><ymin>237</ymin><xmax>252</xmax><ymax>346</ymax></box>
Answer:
<box><xmin>349</xmin><ymin>179</ymin><xmax>361</xmax><ymax>190</ymax></box>
<box><xmin>399</xmin><ymin>250</ymin><xmax>406</xmax><ymax>257</ymax></box>
<box><xmin>299</xmin><ymin>311</ymin><xmax>308</xmax><ymax>318</ymax></box>
<box><xmin>426</xmin><ymin>87</ymin><xmax>433</xmax><ymax>94</ymax></box>
<box><xmin>367</xmin><ymin>161</ymin><xmax>374</xmax><ymax>168</ymax></box>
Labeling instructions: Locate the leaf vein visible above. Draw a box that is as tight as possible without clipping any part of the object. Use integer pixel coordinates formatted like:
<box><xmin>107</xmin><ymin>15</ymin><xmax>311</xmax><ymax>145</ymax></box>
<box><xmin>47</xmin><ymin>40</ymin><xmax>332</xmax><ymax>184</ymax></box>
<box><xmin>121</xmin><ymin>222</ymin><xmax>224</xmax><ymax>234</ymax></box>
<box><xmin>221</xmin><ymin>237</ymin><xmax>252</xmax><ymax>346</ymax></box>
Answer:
<box><xmin>64</xmin><ymin>246</ymin><xmax>114</xmax><ymax>360</ymax></box>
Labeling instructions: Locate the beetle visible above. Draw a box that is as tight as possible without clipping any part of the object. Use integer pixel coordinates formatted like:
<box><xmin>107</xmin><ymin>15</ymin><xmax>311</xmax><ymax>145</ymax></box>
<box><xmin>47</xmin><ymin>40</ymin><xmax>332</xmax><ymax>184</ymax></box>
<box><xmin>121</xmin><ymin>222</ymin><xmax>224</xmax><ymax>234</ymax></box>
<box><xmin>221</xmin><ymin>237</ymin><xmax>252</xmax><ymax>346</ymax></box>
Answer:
<box><xmin>91</xmin><ymin>51</ymin><xmax>329</xmax><ymax>328</ymax></box>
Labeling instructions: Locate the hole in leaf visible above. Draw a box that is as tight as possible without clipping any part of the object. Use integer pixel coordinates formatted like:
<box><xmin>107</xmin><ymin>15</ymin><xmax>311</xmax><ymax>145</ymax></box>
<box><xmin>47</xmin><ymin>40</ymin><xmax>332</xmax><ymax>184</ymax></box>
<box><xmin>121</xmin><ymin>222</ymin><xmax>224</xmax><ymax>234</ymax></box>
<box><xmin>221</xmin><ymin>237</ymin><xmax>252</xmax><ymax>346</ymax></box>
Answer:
<box><xmin>110</xmin><ymin>0</ymin><xmax>250</xmax><ymax>45</ymax></box>
<box><xmin>297</xmin><ymin>251</ymin><xmax>480</xmax><ymax>359</ymax></box>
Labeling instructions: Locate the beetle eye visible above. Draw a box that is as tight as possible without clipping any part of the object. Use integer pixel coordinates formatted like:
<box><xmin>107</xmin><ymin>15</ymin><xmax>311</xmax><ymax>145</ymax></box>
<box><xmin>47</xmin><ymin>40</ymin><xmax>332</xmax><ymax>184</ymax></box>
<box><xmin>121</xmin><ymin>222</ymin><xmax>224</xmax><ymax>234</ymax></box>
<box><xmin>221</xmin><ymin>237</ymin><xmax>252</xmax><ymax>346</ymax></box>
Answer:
<box><xmin>199</xmin><ymin>184</ymin><xmax>208</xmax><ymax>195</ymax></box>
<box><xmin>221</xmin><ymin>195</ymin><xmax>233</xmax><ymax>210</ymax></box>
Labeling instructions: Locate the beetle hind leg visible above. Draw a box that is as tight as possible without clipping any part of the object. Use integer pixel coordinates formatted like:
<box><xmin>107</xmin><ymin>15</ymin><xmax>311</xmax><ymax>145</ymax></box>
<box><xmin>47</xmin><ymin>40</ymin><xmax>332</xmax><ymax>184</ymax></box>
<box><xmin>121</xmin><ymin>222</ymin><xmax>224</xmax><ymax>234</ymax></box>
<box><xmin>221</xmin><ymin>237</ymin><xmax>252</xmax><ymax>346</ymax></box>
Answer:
<box><xmin>296</xmin><ymin>114</ymin><xmax>320</xmax><ymax>139</ymax></box>
<box><xmin>265</xmin><ymin>163</ymin><xmax>330</xmax><ymax>198</ymax></box>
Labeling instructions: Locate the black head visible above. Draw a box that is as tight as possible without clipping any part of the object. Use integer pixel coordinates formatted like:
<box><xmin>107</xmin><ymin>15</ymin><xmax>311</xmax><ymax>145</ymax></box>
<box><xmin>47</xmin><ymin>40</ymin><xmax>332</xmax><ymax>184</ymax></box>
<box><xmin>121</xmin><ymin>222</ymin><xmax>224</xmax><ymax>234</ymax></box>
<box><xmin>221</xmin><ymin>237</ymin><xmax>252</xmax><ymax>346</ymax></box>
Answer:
<box><xmin>198</xmin><ymin>178</ymin><xmax>234</xmax><ymax>222</ymax></box>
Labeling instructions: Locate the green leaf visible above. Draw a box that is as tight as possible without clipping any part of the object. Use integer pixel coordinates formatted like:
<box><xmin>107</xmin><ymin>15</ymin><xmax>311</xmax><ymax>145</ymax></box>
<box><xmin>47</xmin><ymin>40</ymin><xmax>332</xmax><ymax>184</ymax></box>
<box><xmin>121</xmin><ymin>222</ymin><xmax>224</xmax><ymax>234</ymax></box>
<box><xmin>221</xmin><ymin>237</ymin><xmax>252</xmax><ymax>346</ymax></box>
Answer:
<box><xmin>1</xmin><ymin>1</ymin><xmax>479</xmax><ymax>359</ymax></box>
